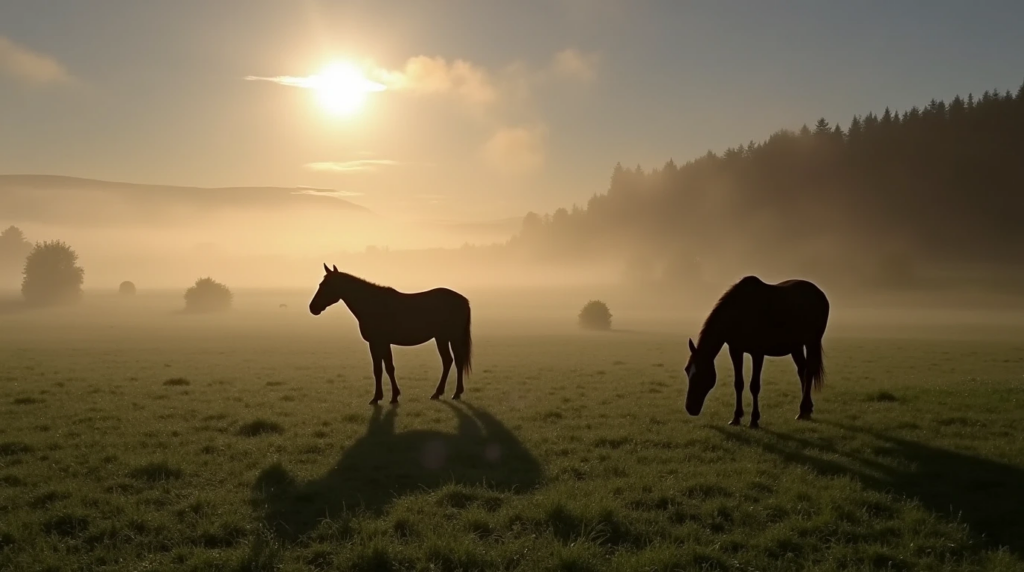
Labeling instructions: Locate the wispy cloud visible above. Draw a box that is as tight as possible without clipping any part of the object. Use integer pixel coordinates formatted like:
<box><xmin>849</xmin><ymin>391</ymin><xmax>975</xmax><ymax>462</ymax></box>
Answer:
<box><xmin>244</xmin><ymin>75</ymin><xmax>318</xmax><ymax>88</ymax></box>
<box><xmin>293</xmin><ymin>187</ymin><xmax>364</xmax><ymax>198</ymax></box>
<box><xmin>549</xmin><ymin>49</ymin><xmax>599</xmax><ymax>83</ymax></box>
<box><xmin>482</xmin><ymin>124</ymin><xmax>548</xmax><ymax>175</ymax></box>
<box><xmin>373</xmin><ymin>56</ymin><xmax>497</xmax><ymax>106</ymax></box>
<box><xmin>0</xmin><ymin>35</ymin><xmax>73</xmax><ymax>86</ymax></box>
<box><xmin>304</xmin><ymin>159</ymin><xmax>400</xmax><ymax>173</ymax></box>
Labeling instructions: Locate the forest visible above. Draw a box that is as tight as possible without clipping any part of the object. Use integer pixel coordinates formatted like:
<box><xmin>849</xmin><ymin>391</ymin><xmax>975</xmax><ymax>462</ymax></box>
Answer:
<box><xmin>507</xmin><ymin>81</ymin><xmax>1024</xmax><ymax>296</ymax></box>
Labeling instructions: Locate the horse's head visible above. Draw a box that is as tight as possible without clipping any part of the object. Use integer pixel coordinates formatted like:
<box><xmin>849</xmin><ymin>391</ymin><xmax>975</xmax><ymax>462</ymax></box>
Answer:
<box><xmin>683</xmin><ymin>338</ymin><xmax>717</xmax><ymax>416</ymax></box>
<box><xmin>309</xmin><ymin>263</ymin><xmax>343</xmax><ymax>316</ymax></box>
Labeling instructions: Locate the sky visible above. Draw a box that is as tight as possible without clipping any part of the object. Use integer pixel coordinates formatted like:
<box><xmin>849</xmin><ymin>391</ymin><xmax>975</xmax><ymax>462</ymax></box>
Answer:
<box><xmin>1</xmin><ymin>0</ymin><xmax>1023</xmax><ymax>222</ymax></box>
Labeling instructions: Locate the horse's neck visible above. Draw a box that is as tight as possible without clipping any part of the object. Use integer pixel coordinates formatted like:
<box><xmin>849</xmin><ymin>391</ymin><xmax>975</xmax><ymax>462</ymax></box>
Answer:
<box><xmin>696</xmin><ymin>306</ymin><xmax>729</xmax><ymax>359</ymax></box>
<box><xmin>337</xmin><ymin>280</ymin><xmax>376</xmax><ymax>317</ymax></box>
<box><xmin>696</xmin><ymin>334</ymin><xmax>725</xmax><ymax>361</ymax></box>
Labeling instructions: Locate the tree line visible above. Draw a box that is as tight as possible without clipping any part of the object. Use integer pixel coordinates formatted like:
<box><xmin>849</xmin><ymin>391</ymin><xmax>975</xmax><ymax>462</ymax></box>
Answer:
<box><xmin>508</xmin><ymin>80</ymin><xmax>1024</xmax><ymax>292</ymax></box>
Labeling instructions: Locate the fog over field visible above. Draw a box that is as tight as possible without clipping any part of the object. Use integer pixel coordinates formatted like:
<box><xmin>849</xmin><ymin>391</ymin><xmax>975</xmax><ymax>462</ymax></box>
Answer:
<box><xmin>3</xmin><ymin>2</ymin><xmax>1024</xmax><ymax>570</ymax></box>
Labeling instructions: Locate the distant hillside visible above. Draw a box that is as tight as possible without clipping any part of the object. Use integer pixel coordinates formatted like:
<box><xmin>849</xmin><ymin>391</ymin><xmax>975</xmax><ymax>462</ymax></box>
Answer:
<box><xmin>0</xmin><ymin>175</ymin><xmax>373</xmax><ymax>226</ymax></box>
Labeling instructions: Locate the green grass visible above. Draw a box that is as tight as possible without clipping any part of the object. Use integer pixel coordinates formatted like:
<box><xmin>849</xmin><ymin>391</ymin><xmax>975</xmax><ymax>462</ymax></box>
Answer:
<box><xmin>1</xmin><ymin>295</ymin><xmax>1023</xmax><ymax>571</ymax></box>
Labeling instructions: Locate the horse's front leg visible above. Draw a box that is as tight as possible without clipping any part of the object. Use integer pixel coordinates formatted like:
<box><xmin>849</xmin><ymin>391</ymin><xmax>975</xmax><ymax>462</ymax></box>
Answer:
<box><xmin>729</xmin><ymin>346</ymin><xmax>744</xmax><ymax>426</ymax></box>
<box><xmin>368</xmin><ymin>343</ymin><xmax>385</xmax><ymax>405</ymax></box>
<box><xmin>749</xmin><ymin>354</ymin><xmax>764</xmax><ymax>428</ymax></box>
<box><xmin>382</xmin><ymin>344</ymin><xmax>400</xmax><ymax>404</ymax></box>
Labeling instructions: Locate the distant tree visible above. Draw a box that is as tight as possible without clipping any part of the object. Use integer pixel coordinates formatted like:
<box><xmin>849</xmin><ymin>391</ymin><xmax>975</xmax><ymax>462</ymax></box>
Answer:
<box><xmin>0</xmin><ymin>226</ymin><xmax>33</xmax><ymax>284</ymax></box>
<box><xmin>21</xmin><ymin>240</ymin><xmax>85</xmax><ymax>306</ymax></box>
<box><xmin>578</xmin><ymin>300</ymin><xmax>612</xmax><ymax>331</ymax></box>
<box><xmin>119</xmin><ymin>281</ymin><xmax>137</xmax><ymax>296</ymax></box>
<box><xmin>184</xmin><ymin>277</ymin><xmax>232</xmax><ymax>313</ymax></box>
<box><xmin>813</xmin><ymin>118</ymin><xmax>831</xmax><ymax>136</ymax></box>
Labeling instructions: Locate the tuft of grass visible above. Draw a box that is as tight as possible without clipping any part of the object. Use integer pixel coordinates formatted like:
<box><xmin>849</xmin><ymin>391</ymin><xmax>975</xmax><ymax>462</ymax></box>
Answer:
<box><xmin>129</xmin><ymin>461</ymin><xmax>184</xmax><ymax>482</ymax></box>
<box><xmin>41</xmin><ymin>513</ymin><xmax>90</xmax><ymax>538</ymax></box>
<box><xmin>868</xmin><ymin>390</ymin><xmax>899</xmax><ymax>402</ymax></box>
<box><xmin>238</xmin><ymin>419</ymin><xmax>285</xmax><ymax>437</ymax></box>
<box><xmin>0</xmin><ymin>441</ymin><xmax>34</xmax><ymax>457</ymax></box>
<box><xmin>12</xmin><ymin>397</ymin><xmax>43</xmax><ymax>405</ymax></box>
<box><xmin>162</xmin><ymin>377</ymin><xmax>190</xmax><ymax>387</ymax></box>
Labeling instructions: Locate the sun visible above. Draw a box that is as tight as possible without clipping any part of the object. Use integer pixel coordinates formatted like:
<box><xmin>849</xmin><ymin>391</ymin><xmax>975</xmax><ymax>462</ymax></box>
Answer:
<box><xmin>310</xmin><ymin>62</ymin><xmax>386</xmax><ymax>117</ymax></box>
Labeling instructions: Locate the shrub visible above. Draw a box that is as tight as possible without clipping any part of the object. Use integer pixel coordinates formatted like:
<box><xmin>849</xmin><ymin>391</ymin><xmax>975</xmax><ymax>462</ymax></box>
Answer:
<box><xmin>21</xmin><ymin>240</ymin><xmax>85</xmax><ymax>307</ymax></box>
<box><xmin>118</xmin><ymin>281</ymin><xmax>136</xmax><ymax>296</ymax></box>
<box><xmin>578</xmin><ymin>300</ymin><xmax>612</xmax><ymax>331</ymax></box>
<box><xmin>0</xmin><ymin>226</ymin><xmax>33</xmax><ymax>284</ymax></box>
<box><xmin>184</xmin><ymin>277</ymin><xmax>232</xmax><ymax>313</ymax></box>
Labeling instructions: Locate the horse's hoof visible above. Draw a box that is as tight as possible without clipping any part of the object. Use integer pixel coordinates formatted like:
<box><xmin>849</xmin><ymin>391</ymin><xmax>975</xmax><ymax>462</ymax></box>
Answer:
<box><xmin>795</xmin><ymin>413</ymin><xmax>812</xmax><ymax>421</ymax></box>
<box><xmin>749</xmin><ymin>420</ymin><xmax>760</xmax><ymax>429</ymax></box>
<box><xmin>430</xmin><ymin>393</ymin><xmax>441</xmax><ymax>400</ymax></box>
<box><xmin>451</xmin><ymin>394</ymin><xmax>462</xmax><ymax>401</ymax></box>
<box><xmin>390</xmin><ymin>398</ymin><xmax>400</xmax><ymax>405</ymax></box>
<box><xmin>728</xmin><ymin>418</ymin><xmax>741</xmax><ymax>427</ymax></box>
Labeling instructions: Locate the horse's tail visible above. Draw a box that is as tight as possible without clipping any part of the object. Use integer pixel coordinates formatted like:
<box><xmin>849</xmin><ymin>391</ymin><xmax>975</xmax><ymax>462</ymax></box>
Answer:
<box><xmin>456</xmin><ymin>304</ymin><xmax>473</xmax><ymax>377</ymax></box>
<box><xmin>806</xmin><ymin>337</ymin><xmax>826</xmax><ymax>392</ymax></box>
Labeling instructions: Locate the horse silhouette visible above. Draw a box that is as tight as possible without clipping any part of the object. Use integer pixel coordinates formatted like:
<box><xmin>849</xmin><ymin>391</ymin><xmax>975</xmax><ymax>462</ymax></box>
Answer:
<box><xmin>684</xmin><ymin>276</ymin><xmax>830</xmax><ymax>426</ymax></box>
<box><xmin>251</xmin><ymin>403</ymin><xmax>542</xmax><ymax>540</ymax></box>
<box><xmin>309</xmin><ymin>264</ymin><xmax>473</xmax><ymax>404</ymax></box>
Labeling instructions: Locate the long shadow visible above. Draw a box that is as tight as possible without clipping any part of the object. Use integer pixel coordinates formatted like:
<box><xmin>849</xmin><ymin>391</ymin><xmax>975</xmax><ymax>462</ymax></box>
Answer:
<box><xmin>712</xmin><ymin>422</ymin><xmax>1024</xmax><ymax>556</ymax></box>
<box><xmin>251</xmin><ymin>402</ymin><xmax>543</xmax><ymax>540</ymax></box>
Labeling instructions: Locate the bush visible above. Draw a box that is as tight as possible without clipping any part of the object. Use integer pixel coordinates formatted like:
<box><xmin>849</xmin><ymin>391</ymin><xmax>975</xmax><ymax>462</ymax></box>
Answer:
<box><xmin>0</xmin><ymin>226</ymin><xmax>33</xmax><ymax>284</ymax></box>
<box><xmin>118</xmin><ymin>281</ymin><xmax>136</xmax><ymax>296</ymax></box>
<box><xmin>184</xmin><ymin>277</ymin><xmax>232</xmax><ymax>313</ymax></box>
<box><xmin>578</xmin><ymin>300</ymin><xmax>612</xmax><ymax>331</ymax></box>
<box><xmin>21</xmin><ymin>240</ymin><xmax>85</xmax><ymax>306</ymax></box>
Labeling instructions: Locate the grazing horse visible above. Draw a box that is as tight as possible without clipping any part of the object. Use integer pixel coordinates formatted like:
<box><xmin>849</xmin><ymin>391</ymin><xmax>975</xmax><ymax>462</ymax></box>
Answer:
<box><xmin>309</xmin><ymin>264</ymin><xmax>473</xmax><ymax>405</ymax></box>
<box><xmin>683</xmin><ymin>276</ymin><xmax>829</xmax><ymax>427</ymax></box>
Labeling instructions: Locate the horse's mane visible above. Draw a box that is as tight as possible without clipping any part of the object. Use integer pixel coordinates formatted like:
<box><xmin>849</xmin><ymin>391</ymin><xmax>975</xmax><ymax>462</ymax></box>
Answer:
<box><xmin>338</xmin><ymin>271</ymin><xmax>397</xmax><ymax>293</ymax></box>
<box><xmin>697</xmin><ymin>276</ymin><xmax>756</xmax><ymax>346</ymax></box>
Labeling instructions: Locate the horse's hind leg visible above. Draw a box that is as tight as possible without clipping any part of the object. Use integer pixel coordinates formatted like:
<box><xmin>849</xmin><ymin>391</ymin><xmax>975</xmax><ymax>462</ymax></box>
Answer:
<box><xmin>452</xmin><ymin>341</ymin><xmax>466</xmax><ymax>400</ymax></box>
<box><xmin>368</xmin><ymin>343</ymin><xmax>385</xmax><ymax>405</ymax></box>
<box><xmin>382</xmin><ymin>345</ymin><xmax>401</xmax><ymax>404</ymax></box>
<box><xmin>749</xmin><ymin>354</ymin><xmax>764</xmax><ymax>428</ymax></box>
<box><xmin>792</xmin><ymin>347</ymin><xmax>812</xmax><ymax>420</ymax></box>
<box><xmin>431</xmin><ymin>338</ymin><xmax>453</xmax><ymax>400</ymax></box>
<box><xmin>728</xmin><ymin>346</ymin><xmax>745</xmax><ymax>426</ymax></box>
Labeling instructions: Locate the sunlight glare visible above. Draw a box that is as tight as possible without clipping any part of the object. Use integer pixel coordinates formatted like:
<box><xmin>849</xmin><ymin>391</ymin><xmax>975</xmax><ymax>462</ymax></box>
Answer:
<box><xmin>311</xmin><ymin>62</ymin><xmax>386</xmax><ymax>117</ymax></box>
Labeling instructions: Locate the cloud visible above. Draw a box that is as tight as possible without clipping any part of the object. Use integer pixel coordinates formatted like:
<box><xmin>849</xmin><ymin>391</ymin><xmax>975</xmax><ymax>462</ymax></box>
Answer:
<box><xmin>482</xmin><ymin>124</ymin><xmax>548</xmax><ymax>175</ymax></box>
<box><xmin>549</xmin><ymin>49</ymin><xmax>598</xmax><ymax>83</ymax></box>
<box><xmin>293</xmin><ymin>188</ymin><xmax>364</xmax><ymax>198</ymax></box>
<box><xmin>373</xmin><ymin>56</ymin><xmax>497</xmax><ymax>106</ymax></box>
<box><xmin>304</xmin><ymin>160</ymin><xmax>400</xmax><ymax>173</ymax></box>
<box><xmin>244</xmin><ymin>75</ymin><xmax>318</xmax><ymax>88</ymax></box>
<box><xmin>0</xmin><ymin>35</ymin><xmax>73</xmax><ymax>86</ymax></box>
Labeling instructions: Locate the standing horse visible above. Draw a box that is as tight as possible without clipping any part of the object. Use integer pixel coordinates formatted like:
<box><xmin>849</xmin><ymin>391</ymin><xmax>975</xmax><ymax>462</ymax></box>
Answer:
<box><xmin>309</xmin><ymin>264</ymin><xmax>473</xmax><ymax>405</ymax></box>
<box><xmin>683</xmin><ymin>276</ymin><xmax>829</xmax><ymax>427</ymax></box>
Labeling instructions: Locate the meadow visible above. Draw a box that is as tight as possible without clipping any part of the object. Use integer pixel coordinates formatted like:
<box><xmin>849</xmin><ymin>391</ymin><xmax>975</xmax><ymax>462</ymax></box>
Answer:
<box><xmin>1</xmin><ymin>291</ymin><xmax>1023</xmax><ymax>571</ymax></box>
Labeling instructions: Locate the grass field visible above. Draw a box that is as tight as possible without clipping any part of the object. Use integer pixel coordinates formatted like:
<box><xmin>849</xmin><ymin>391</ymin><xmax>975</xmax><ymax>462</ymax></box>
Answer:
<box><xmin>2</xmin><ymin>292</ymin><xmax>1023</xmax><ymax>571</ymax></box>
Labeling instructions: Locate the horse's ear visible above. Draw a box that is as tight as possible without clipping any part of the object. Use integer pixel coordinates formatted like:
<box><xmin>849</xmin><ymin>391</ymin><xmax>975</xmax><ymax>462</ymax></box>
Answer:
<box><xmin>688</xmin><ymin>338</ymin><xmax>696</xmax><ymax>354</ymax></box>
<box><xmin>332</xmin><ymin>265</ymin><xmax>339</xmax><ymax>272</ymax></box>
<box><xmin>323</xmin><ymin>263</ymin><xmax>330</xmax><ymax>274</ymax></box>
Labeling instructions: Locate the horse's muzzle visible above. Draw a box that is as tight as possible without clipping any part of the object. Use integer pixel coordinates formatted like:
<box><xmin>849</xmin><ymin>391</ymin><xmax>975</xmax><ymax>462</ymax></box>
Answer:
<box><xmin>309</xmin><ymin>305</ymin><xmax>322</xmax><ymax>316</ymax></box>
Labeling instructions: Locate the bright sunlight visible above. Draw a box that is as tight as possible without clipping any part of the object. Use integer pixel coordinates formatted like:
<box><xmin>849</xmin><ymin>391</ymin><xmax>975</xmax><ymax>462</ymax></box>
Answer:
<box><xmin>310</xmin><ymin>62</ymin><xmax>386</xmax><ymax>117</ymax></box>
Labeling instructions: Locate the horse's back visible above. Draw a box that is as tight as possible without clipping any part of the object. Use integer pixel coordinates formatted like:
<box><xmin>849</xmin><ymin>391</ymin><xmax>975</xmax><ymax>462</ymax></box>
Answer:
<box><xmin>730</xmin><ymin>276</ymin><xmax>829</xmax><ymax>343</ymax></box>
<box><xmin>772</xmin><ymin>278</ymin><xmax>829</xmax><ymax>335</ymax></box>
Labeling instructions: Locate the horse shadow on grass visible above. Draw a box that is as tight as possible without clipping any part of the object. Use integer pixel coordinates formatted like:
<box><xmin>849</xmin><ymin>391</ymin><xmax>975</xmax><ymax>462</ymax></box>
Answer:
<box><xmin>251</xmin><ymin>401</ymin><xmax>543</xmax><ymax>540</ymax></box>
<box><xmin>713</xmin><ymin>422</ymin><xmax>1024</xmax><ymax>556</ymax></box>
